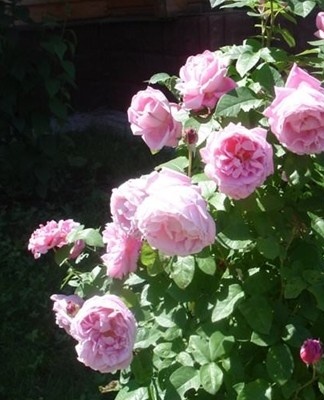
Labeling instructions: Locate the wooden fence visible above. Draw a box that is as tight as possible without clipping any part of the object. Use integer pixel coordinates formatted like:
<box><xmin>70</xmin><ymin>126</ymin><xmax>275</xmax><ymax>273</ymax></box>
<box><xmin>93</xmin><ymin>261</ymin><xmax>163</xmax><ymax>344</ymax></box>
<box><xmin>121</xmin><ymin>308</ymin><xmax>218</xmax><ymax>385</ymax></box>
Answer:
<box><xmin>20</xmin><ymin>0</ymin><xmax>209</xmax><ymax>21</ymax></box>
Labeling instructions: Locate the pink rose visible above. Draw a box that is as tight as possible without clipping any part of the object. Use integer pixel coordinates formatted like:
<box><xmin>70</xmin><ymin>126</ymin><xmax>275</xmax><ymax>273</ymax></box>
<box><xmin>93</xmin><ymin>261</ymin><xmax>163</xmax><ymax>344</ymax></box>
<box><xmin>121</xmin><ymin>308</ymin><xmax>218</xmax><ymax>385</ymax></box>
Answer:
<box><xmin>175</xmin><ymin>50</ymin><xmax>236</xmax><ymax>111</ymax></box>
<box><xmin>315</xmin><ymin>12</ymin><xmax>324</xmax><ymax>39</ymax></box>
<box><xmin>136</xmin><ymin>172</ymin><xmax>216</xmax><ymax>256</ymax></box>
<box><xmin>300</xmin><ymin>338</ymin><xmax>322</xmax><ymax>365</ymax></box>
<box><xmin>145</xmin><ymin>168</ymin><xmax>192</xmax><ymax>194</ymax></box>
<box><xmin>110</xmin><ymin>174</ymin><xmax>153</xmax><ymax>234</ymax></box>
<box><xmin>28</xmin><ymin>219</ymin><xmax>80</xmax><ymax>259</ymax></box>
<box><xmin>102</xmin><ymin>222</ymin><xmax>142</xmax><ymax>279</ymax></box>
<box><xmin>50</xmin><ymin>294</ymin><xmax>84</xmax><ymax>335</ymax></box>
<box><xmin>127</xmin><ymin>86</ymin><xmax>182</xmax><ymax>152</ymax></box>
<box><xmin>264</xmin><ymin>64</ymin><xmax>324</xmax><ymax>155</ymax></box>
<box><xmin>200</xmin><ymin>123</ymin><xmax>273</xmax><ymax>200</ymax></box>
<box><xmin>70</xmin><ymin>294</ymin><xmax>137</xmax><ymax>373</ymax></box>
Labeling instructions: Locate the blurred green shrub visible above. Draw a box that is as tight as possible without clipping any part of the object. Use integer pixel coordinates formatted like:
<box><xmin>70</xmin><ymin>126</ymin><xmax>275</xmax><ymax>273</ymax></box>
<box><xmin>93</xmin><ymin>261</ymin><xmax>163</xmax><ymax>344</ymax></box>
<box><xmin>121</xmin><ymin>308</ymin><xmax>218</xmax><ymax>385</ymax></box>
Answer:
<box><xmin>0</xmin><ymin>0</ymin><xmax>77</xmax><ymax>199</ymax></box>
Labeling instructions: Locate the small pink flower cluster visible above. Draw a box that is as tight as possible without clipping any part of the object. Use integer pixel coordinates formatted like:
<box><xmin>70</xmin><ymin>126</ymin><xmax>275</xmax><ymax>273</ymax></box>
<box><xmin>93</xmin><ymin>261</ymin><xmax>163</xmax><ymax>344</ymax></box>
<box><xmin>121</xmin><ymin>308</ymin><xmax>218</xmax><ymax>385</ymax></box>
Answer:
<box><xmin>28</xmin><ymin>219</ymin><xmax>82</xmax><ymax>259</ymax></box>
<box><xmin>51</xmin><ymin>294</ymin><xmax>137</xmax><ymax>373</ymax></box>
<box><xmin>102</xmin><ymin>168</ymin><xmax>216</xmax><ymax>279</ymax></box>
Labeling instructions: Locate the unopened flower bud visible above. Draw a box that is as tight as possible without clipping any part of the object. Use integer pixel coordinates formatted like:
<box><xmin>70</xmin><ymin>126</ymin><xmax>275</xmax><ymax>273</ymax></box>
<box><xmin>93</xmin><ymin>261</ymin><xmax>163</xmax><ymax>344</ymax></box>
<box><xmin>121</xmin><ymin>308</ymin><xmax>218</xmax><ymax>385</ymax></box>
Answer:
<box><xmin>300</xmin><ymin>338</ymin><xmax>322</xmax><ymax>365</ymax></box>
<box><xmin>69</xmin><ymin>239</ymin><xmax>85</xmax><ymax>260</ymax></box>
<box><xmin>66</xmin><ymin>301</ymin><xmax>80</xmax><ymax>317</ymax></box>
<box><xmin>183</xmin><ymin>128</ymin><xmax>198</xmax><ymax>146</ymax></box>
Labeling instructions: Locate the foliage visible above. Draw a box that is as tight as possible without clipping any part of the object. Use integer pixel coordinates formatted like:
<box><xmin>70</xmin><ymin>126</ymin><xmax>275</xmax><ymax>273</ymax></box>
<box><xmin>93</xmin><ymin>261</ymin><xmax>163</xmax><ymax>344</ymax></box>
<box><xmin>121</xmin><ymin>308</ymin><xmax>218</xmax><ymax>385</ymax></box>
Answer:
<box><xmin>0</xmin><ymin>0</ymin><xmax>76</xmax><ymax>198</ymax></box>
<box><xmin>29</xmin><ymin>1</ymin><xmax>324</xmax><ymax>400</ymax></box>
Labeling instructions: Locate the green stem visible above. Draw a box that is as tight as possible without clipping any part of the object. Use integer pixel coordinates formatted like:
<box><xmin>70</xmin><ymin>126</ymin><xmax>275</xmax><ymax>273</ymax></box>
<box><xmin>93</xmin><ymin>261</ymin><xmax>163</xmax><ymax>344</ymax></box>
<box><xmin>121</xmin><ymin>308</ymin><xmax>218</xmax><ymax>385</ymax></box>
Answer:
<box><xmin>188</xmin><ymin>146</ymin><xmax>193</xmax><ymax>178</ymax></box>
<box><xmin>266</xmin><ymin>0</ymin><xmax>275</xmax><ymax>48</ymax></box>
<box><xmin>293</xmin><ymin>365</ymin><xmax>317</xmax><ymax>399</ymax></box>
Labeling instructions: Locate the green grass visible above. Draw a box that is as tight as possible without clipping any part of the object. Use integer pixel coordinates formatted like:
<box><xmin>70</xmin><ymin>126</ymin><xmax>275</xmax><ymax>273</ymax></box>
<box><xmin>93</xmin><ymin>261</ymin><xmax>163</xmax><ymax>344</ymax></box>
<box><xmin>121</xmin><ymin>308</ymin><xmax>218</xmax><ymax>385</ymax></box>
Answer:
<box><xmin>0</xmin><ymin>129</ymin><xmax>172</xmax><ymax>400</ymax></box>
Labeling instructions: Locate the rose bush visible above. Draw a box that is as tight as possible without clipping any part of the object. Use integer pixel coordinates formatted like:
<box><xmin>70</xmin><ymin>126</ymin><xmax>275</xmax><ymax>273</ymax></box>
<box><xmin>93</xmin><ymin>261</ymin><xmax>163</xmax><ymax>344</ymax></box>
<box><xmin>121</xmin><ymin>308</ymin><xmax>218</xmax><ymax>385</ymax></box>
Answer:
<box><xmin>28</xmin><ymin>1</ymin><xmax>324</xmax><ymax>399</ymax></box>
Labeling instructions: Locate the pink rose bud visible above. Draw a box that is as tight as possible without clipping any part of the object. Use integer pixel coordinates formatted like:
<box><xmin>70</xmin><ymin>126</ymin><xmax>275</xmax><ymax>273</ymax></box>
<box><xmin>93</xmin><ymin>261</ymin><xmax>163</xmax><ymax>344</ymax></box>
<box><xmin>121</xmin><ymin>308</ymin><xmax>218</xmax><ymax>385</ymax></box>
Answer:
<box><xmin>69</xmin><ymin>239</ymin><xmax>85</xmax><ymax>260</ymax></box>
<box><xmin>183</xmin><ymin>128</ymin><xmax>198</xmax><ymax>146</ymax></box>
<box><xmin>300</xmin><ymin>338</ymin><xmax>322</xmax><ymax>365</ymax></box>
<box><xmin>315</xmin><ymin>12</ymin><xmax>324</xmax><ymax>39</ymax></box>
<box><xmin>50</xmin><ymin>294</ymin><xmax>84</xmax><ymax>335</ymax></box>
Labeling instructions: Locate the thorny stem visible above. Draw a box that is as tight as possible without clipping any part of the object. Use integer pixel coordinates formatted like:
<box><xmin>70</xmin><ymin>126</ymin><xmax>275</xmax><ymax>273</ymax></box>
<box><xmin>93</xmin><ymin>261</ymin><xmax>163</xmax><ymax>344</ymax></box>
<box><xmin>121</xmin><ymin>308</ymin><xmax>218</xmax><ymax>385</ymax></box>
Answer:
<box><xmin>293</xmin><ymin>365</ymin><xmax>317</xmax><ymax>399</ymax></box>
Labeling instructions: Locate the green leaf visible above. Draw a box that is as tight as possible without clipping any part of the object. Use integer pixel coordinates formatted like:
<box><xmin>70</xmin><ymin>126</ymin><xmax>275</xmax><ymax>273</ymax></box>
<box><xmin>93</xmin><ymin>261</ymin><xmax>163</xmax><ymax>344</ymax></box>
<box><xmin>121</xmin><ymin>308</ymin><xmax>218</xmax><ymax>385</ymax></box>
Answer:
<box><xmin>188</xmin><ymin>335</ymin><xmax>210</xmax><ymax>365</ymax></box>
<box><xmin>154</xmin><ymin>343</ymin><xmax>176</xmax><ymax>359</ymax></box>
<box><xmin>135</xmin><ymin>326</ymin><xmax>162</xmax><ymax>349</ymax></box>
<box><xmin>156</xmin><ymin>156</ymin><xmax>189</xmax><ymax>173</ymax></box>
<box><xmin>212</xmin><ymin>283</ymin><xmax>245</xmax><ymax>322</ymax></box>
<box><xmin>215</xmin><ymin>87</ymin><xmax>263</xmax><ymax>117</ymax></box>
<box><xmin>68</xmin><ymin>228</ymin><xmax>104</xmax><ymax>247</ymax></box>
<box><xmin>266</xmin><ymin>344</ymin><xmax>294</xmax><ymax>385</ymax></box>
<box><xmin>282</xmin><ymin>322</ymin><xmax>311</xmax><ymax>348</ymax></box>
<box><xmin>169</xmin><ymin>366</ymin><xmax>200</xmax><ymax>397</ymax></box>
<box><xmin>278</xmin><ymin>27</ymin><xmax>296</xmax><ymax>48</ymax></box>
<box><xmin>171</xmin><ymin>256</ymin><xmax>195</xmax><ymax>289</ymax></box>
<box><xmin>236</xmin><ymin>50</ymin><xmax>261</xmax><ymax>77</ymax></box>
<box><xmin>131</xmin><ymin>349</ymin><xmax>153</xmax><ymax>385</ymax></box>
<box><xmin>256</xmin><ymin>237</ymin><xmax>280</xmax><ymax>260</ymax></box>
<box><xmin>45</xmin><ymin>79</ymin><xmax>60</xmax><ymax>97</ymax></box>
<box><xmin>176</xmin><ymin>351</ymin><xmax>194</xmax><ymax>367</ymax></box>
<box><xmin>49</xmin><ymin>97</ymin><xmax>67</xmax><ymax>120</ymax></box>
<box><xmin>115</xmin><ymin>386</ymin><xmax>149</xmax><ymax>400</ymax></box>
<box><xmin>148</xmin><ymin>72</ymin><xmax>170</xmax><ymax>84</ymax></box>
<box><xmin>290</xmin><ymin>0</ymin><xmax>315</xmax><ymax>17</ymax></box>
<box><xmin>237</xmin><ymin>379</ymin><xmax>272</xmax><ymax>400</ymax></box>
<box><xmin>209</xmin><ymin>0</ymin><xmax>227</xmax><ymax>7</ymax></box>
<box><xmin>308</xmin><ymin>283</ymin><xmax>324</xmax><ymax>311</ymax></box>
<box><xmin>308</xmin><ymin>212</ymin><xmax>324</xmax><ymax>238</ymax></box>
<box><xmin>284</xmin><ymin>277</ymin><xmax>307</xmax><ymax>299</ymax></box>
<box><xmin>200</xmin><ymin>362</ymin><xmax>223</xmax><ymax>395</ymax></box>
<box><xmin>196</xmin><ymin>256</ymin><xmax>216</xmax><ymax>275</ymax></box>
<box><xmin>239</xmin><ymin>295</ymin><xmax>273</xmax><ymax>334</ymax></box>
<box><xmin>209</xmin><ymin>331</ymin><xmax>234</xmax><ymax>361</ymax></box>
<box><xmin>208</xmin><ymin>192</ymin><xmax>228</xmax><ymax>211</ymax></box>
<box><xmin>140</xmin><ymin>242</ymin><xmax>157</xmax><ymax>267</ymax></box>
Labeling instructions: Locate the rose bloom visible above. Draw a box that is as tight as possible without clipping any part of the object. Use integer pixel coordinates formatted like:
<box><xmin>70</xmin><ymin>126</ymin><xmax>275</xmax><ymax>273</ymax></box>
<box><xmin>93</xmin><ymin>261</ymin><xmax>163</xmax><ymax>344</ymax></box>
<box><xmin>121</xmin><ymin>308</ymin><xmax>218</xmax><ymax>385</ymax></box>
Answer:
<box><xmin>315</xmin><ymin>12</ymin><xmax>324</xmax><ymax>39</ymax></box>
<box><xmin>28</xmin><ymin>219</ymin><xmax>80</xmax><ymax>259</ymax></box>
<box><xmin>200</xmin><ymin>123</ymin><xmax>274</xmax><ymax>200</ymax></box>
<box><xmin>110</xmin><ymin>174</ymin><xmax>152</xmax><ymax>234</ymax></box>
<box><xmin>50</xmin><ymin>294</ymin><xmax>84</xmax><ymax>335</ymax></box>
<box><xmin>136</xmin><ymin>172</ymin><xmax>216</xmax><ymax>256</ymax></box>
<box><xmin>145</xmin><ymin>167</ymin><xmax>193</xmax><ymax>194</ymax></box>
<box><xmin>70</xmin><ymin>294</ymin><xmax>137</xmax><ymax>373</ymax></box>
<box><xmin>127</xmin><ymin>86</ymin><xmax>182</xmax><ymax>152</ymax></box>
<box><xmin>175</xmin><ymin>50</ymin><xmax>236</xmax><ymax>111</ymax></box>
<box><xmin>264</xmin><ymin>63</ymin><xmax>324</xmax><ymax>155</ymax></box>
<box><xmin>300</xmin><ymin>338</ymin><xmax>323</xmax><ymax>365</ymax></box>
<box><xmin>102</xmin><ymin>222</ymin><xmax>142</xmax><ymax>279</ymax></box>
